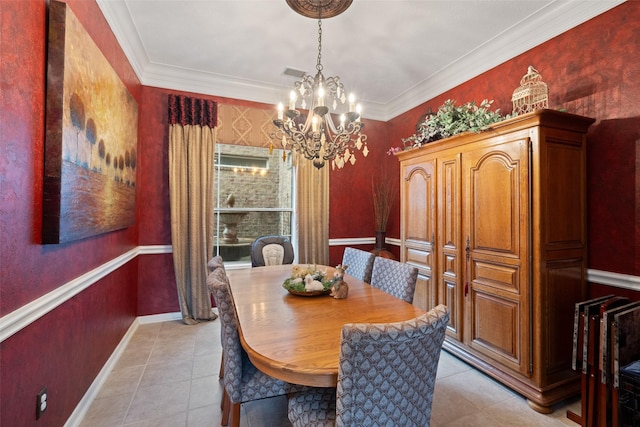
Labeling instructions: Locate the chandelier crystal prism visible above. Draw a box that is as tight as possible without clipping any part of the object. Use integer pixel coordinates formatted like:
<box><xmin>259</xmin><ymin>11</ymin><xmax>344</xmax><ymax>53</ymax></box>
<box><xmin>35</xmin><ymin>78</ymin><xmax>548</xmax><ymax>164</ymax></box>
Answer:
<box><xmin>272</xmin><ymin>1</ymin><xmax>367</xmax><ymax>170</ymax></box>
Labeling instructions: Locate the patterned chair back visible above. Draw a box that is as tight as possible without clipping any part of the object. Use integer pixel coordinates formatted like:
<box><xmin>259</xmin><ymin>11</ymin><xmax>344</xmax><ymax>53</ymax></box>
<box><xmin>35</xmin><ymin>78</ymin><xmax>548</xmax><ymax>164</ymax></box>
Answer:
<box><xmin>370</xmin><ymin>256</ymin><xmax>418</xmax><ymax>303</ymax></box>
<box><xmin>336</xmin><ymin>304</ymin><xmax>450</xmax><ymax>426</ymax></box>
<box><xmin>251</xmin><ymin>235</ymin><xmax>295</xmax><ymax>267</ymax></box>
<box><xmin>207</xmin><ymin>263</ymin><xmax>304</xmax><ymax>408</ymax></box>
<box><xmin>206</xmin><ymin>268</ymin><xmax>245</xmax><ymax>402</ymax></box>
<box><xmin>207</xmin><ymin>255</ymin><xmax>226</xmax><ymax>274</ymax></box>
<box><xmin>341</xmin><ymin>247</ymin><xmax>375</xmax><ymax>283</ymax></box>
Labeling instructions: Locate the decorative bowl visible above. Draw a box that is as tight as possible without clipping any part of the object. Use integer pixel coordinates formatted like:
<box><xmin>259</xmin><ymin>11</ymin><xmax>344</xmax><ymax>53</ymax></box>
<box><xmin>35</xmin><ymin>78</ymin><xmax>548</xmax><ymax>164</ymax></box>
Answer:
<box><xmin>283</xmin><ymin>266</ymin><xmax>333</xmax><ymax>296</ymax></box>
<box><xmin>285</xmin><ymin>288</ymin><xmax>331</xmax><ymax>297</ymax></box>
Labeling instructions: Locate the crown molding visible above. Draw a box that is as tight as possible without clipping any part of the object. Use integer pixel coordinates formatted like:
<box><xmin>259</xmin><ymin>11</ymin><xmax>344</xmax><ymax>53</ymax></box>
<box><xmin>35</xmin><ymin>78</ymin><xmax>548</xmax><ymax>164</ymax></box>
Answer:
<box><xmin>97</xmin><ymin>0</ymin><xmax>624</xmax><ymax>122</ymax></box>
<box><xmin>96</xmin><ymin>0</ymin><xmax>148</xmax><ymax>80</ymax></box>
<box><xmin>384</xmin><ymin>0</ymin><xmax>626</xmax><ymax>120</ymax></box>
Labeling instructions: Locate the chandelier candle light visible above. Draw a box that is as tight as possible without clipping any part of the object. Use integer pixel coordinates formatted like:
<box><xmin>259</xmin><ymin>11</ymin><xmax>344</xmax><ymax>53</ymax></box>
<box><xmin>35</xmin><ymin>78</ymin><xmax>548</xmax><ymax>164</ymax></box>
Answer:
<box><xmin>273</xmin><ymin>0</ymin><xmax>367</xmax><ymax>170</ymax></box>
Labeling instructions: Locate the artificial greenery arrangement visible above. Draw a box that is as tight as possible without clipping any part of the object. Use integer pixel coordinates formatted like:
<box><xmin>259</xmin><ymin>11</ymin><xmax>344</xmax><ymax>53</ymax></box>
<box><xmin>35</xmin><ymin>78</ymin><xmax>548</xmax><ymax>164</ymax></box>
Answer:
<box><xmin>282</xmin><ymin>265</ymin><xmax>332</xmax><ymax>294</ymax></box>
<box><xmin>401</xmin><ymin>99</ymin><xmax>508</xmax><ymax>149</ymax></box>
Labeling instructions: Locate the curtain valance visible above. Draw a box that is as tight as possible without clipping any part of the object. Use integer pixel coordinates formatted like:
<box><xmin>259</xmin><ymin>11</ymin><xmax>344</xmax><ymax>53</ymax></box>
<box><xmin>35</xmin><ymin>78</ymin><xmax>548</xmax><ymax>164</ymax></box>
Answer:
<box><xmin>216</xmin><ymin>103</ymin><xmax>277</xmax><ymax>148</ymax></box>
<box><xmin>168</xmin><ymin>94</ymin><xmax>217</xmax><ymax>129</ymax></box>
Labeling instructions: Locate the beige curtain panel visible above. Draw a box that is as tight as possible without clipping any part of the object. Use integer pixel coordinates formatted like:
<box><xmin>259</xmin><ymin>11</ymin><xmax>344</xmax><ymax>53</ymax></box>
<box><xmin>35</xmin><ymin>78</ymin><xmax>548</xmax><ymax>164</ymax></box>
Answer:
<box><xmin>168</xmin><ymin>95</ymin><xmax>218</xmax><ymax>324</ymax></box>
<box><xmin>295</xmin><ymin>158</ymin><xmax>329</xmax><ymax>265</ymax></box>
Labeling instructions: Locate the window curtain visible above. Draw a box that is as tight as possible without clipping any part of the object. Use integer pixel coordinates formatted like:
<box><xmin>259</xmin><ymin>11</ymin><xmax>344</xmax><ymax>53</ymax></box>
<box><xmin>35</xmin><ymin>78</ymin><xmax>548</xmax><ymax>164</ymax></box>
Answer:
<box><xmin>295</xmin><ymin>158</ymin><xmax>329</xmax><ymax>265</ymax></box>
<box><xmin>168</xmin><ymin>94</ymin><xmax>218</xmax><ymax>325</ymax></box>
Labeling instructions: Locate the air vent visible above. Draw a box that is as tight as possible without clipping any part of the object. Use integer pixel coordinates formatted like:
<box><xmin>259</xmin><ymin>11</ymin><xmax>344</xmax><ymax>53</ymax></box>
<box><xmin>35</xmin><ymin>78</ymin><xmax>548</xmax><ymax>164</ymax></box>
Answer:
<box><xmin>283</xmin><ymin>67</ymin><xmax>306</xmax><ymax>78</ymax></box>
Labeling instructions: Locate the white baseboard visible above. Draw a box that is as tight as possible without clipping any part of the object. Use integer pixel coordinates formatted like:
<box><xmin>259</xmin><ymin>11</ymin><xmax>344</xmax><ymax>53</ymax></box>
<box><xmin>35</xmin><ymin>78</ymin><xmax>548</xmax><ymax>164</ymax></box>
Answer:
<box><xmin>64</xmin><ymin>312</ymin><xmax>182</xmax><ymax>426</ymax></box>
<box><xmin>64</xmin><ymin>318</ymin><xmax>141</xmax><ymax>427</ymax></box>
<box><xmin>137</xmin><ymin>311</ymin><xmax>182</xmax><ymax>324</ymax></box>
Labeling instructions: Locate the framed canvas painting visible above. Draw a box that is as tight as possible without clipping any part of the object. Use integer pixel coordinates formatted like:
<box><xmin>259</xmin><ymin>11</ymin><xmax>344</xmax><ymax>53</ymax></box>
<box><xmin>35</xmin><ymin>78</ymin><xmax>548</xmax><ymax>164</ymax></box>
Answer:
<box><xmin>43</xmin><ymin>0</ymin><xmax>138</xmax><ymax>244</ymax></box>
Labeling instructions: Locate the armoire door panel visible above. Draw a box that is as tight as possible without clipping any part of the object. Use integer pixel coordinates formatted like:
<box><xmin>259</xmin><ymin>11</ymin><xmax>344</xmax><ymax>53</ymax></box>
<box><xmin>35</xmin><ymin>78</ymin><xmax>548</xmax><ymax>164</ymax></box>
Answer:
<box><xmin>437</xmin><ymin>153</ymin><xmax>462</xmax><ymax>342</ymax></box>
<box><xmin>401</xmin><ymin>159</ymin><xmax>437</xmax><ymax>312</ymax></box>
<box><xmin>414</xmin><ymin>272</ymin><xmax>433</xmax><ymax>311</ymax></box>
<box><xmin>444</xmin><ymin>278</ymin><xmax>461</xmax><ymax>339</ymax></box>
<box><xmin>403</xmin><ymin>164</ymin><xmax>435</xmax><ymax>243</ymax></box>
<box><xmin>440</xmin><ymin>157</ymin><xmax>459</xmax><ymax>247</ymax></box>
<box><xmin>542</xmin><ymin>259</ymin><xmax>586</xmax><ymax>381</ymax></box>
<box><xmin>469</xmin><ymin>290</ymin><xmax>525</xmax><ymax>373</ymax></box>
<box><xmin>473</xmin><ymin>260</ymin><xmax>520</xmax><ymax>294</ymax></box>
<box><xmin>463</xmin><ymin>137</ymin><xmax>530</xmax><ymax>377</ymax></box>
<box><xmin>406</xmin><ymin>247</ymin><xmax>432</xmax><ymax>267</ymax></box>
<box><xmin>466</xmin><ymin>145</ymin><xmax>527</xmax><ymax>257</ymax></box>
<box><xmin>543</xmin><ymin>138</ymin><xmax>585</xmax><ymax>249</ymax></box>
<box><xmin>405</xmin><ymin>172</ymin><xmax>427</xmax><ymax>241</ymax></box>
<box><xmin>443</xmin><ymin>253</ymin><xmax>457</xmax><ymax>275</ymax></box>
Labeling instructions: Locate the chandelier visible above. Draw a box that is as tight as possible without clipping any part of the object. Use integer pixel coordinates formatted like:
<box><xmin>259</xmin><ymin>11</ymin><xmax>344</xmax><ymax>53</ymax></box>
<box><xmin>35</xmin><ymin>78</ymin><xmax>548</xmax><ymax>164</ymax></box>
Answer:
<box><xmin>272</xmin><ymin>0</ymin><xmax>367</xmax><ymax>170</ymax></box>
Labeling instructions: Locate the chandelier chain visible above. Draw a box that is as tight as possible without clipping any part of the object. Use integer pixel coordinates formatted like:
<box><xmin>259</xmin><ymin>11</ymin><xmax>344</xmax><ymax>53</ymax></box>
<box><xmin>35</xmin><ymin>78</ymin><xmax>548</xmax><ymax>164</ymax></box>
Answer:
<box><xmin>272</xmin><ymin>1</ymin><xmax>367</xmax><ymax>169</ymax></box>
<box><xmin>316</xmin><ymin>19</ymin><xmax>323</xmax><ymax>73</ymax></box>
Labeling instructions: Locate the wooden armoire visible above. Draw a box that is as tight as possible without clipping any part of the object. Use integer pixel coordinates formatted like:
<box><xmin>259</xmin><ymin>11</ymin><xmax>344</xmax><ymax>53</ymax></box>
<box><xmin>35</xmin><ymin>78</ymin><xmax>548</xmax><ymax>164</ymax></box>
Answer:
<box><xmin>397</xmin><ymin>109</ymin><xmax>595</xmax><ymax>412</ymax></box>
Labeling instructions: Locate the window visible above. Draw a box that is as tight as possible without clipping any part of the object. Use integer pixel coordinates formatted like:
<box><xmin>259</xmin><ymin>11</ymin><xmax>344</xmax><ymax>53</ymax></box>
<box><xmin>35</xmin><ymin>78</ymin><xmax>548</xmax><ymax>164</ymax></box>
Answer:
<box><xmin>213</xmin><ymin>143</ymin><xmax>294</xmax><ymax>266</ymax></box>
<box><xmin>214</xmin><ymin>153</ymin><xmax>269</xmax><ymax>172</ymax></box>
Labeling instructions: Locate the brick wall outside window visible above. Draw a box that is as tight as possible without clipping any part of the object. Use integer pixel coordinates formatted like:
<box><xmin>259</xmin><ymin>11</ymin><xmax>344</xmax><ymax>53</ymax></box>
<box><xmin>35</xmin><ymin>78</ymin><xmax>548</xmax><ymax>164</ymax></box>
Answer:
<box><xmin>214</xmin><ymin>144</ymin><xmax>293</xmax><ymax>260</ymax></box>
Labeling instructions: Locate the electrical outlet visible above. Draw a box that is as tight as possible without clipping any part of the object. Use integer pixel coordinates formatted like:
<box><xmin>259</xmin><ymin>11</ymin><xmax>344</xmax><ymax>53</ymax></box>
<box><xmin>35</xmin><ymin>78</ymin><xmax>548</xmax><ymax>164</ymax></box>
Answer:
<box><xmin>36</xmin><ymin>387</ymin><xmax>47</xmax><ymax>419</ymax></box>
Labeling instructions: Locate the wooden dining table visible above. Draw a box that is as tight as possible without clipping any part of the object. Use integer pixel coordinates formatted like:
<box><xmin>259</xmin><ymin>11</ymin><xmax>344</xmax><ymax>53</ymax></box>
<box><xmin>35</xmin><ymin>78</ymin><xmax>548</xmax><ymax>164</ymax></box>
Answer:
<box><xmin>226</xmin><ymin>264</ymin><xmax>426</xmax><ymax>387</ymax></box>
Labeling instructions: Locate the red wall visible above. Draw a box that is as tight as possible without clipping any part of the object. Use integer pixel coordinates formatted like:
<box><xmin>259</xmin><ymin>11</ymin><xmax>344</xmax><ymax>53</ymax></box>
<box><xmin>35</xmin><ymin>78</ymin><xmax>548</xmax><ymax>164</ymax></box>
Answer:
<box><xmin>327</xmin><ymin>119</ymin><xmax>398</xmax><ymax>264</ymax></box>
<box><xmin>388</xmin><ymin>1</ymin><xmax>640</xmax><ymax>288</ymax></box>
<box><xmin>1</xmin><ymin>1</ymin><xmax>140</xmax><ymax>425</ymax></box>
<box><xmin>136</xmin><ymin>85</ymin><xmax>175</xmax><ymax>315</ymax></box>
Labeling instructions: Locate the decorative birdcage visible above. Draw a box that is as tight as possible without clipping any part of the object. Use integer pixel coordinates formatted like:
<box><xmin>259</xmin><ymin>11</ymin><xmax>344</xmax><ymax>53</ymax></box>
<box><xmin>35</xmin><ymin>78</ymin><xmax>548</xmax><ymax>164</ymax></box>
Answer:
<box><xmin>511</xmin><ymin>66</ymin><xmax>548</xmax><ymax>116</ymax></box>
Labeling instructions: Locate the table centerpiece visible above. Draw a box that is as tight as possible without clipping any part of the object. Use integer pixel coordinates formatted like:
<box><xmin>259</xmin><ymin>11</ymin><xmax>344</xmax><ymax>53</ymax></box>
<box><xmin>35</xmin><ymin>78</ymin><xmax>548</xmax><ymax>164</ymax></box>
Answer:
<box><xmin>282</xmin><ymin>265</ymin><xmax>333</xmax><ymax>296</ymax></box>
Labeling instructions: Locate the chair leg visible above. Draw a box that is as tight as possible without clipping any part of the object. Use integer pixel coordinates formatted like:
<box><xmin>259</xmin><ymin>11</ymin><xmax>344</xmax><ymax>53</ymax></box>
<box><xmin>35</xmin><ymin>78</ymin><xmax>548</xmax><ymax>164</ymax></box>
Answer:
<box><xmin>221</xmin><ymin>389</ymin><xmax>230</xmax><ymax>425</ymax></box>
<box><xmin>220</xmin><ymin>384</ymin><xmax>225</xmax><ymax>410</ymax></box>
<box><xmin>229</xmin><ymin>402</ymin><xmax>241</xmax><ymax>427</ymax></box>
<box><xmin>219</xmin><ymin>354</ymin><xmax>224</xmax><ymax>378</ymax></box>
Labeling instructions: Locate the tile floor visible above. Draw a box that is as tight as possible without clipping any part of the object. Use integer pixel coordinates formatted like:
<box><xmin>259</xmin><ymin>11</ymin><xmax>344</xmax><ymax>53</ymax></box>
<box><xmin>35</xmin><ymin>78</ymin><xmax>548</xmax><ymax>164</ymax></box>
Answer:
<box><xmin>78</xmin><ymin>318</ymin><xmax>582</xmax><ymax>427</ymax></box>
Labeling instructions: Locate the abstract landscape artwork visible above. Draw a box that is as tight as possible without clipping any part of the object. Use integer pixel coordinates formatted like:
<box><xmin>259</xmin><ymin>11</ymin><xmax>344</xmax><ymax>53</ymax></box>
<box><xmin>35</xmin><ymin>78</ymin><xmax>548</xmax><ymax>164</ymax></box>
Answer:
<box><xmin>43</xmin><ymin>0</ymin><xmax>138</xmax><ymax>243</ymax></box>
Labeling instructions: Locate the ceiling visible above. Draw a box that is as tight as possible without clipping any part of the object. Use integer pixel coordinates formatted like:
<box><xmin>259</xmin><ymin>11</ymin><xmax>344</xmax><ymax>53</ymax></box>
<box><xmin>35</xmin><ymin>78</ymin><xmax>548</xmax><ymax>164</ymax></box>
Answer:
<box><xmin>96</xmin><ymin>0</ymin><xmax>623</xmax><ymax>121</ymax></box>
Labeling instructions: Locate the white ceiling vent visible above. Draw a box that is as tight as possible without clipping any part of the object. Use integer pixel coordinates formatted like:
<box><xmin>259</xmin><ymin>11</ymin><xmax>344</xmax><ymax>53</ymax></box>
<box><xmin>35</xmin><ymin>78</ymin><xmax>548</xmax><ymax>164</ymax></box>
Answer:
<box><xmin>283</xmin><ymin>67</ymin><xmax>306</xmax><ymax>78</ymax></box>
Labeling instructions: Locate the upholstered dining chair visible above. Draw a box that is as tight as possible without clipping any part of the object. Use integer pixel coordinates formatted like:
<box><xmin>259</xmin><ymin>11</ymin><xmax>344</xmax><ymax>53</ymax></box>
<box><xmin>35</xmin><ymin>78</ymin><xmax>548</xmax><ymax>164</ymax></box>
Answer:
<box><xmin>287</xmin><ymin>304</ymin><xmax>450</xmax><ymax>427</ymax></box>
<box><xmin>370</xmin><ymin>256</ymin><xmax>419</xmax><ymax>303</ymax></box>
<box><xmin>207</xmin><ymin>267</ymin><xmax>304</xmax><ymax>427</ymax></box>
<box><xmin>207</xmin><ymin>255</ymin><xmax>226</xmax><ymax>275</ymax></box>
<box><xmin>207</xmin><ymin>256</ymin><xmax>227</xmax><ymax>379</ymax></box>
<box><xmin>250</xmin><ymin>235</ymin><xmax>295</xmax><ymax>267</ymax></box>
<box><xmin>341</xmin><ymin>247</ymin><xmax>375</xmax><ymax>283</ymax></box>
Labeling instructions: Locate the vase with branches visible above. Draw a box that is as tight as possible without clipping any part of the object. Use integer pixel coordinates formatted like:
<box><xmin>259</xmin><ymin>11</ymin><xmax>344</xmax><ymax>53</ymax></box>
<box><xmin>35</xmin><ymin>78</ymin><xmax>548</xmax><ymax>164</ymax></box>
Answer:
<box><xmin>371</xmin><ymin>170</ymin><xmax>398</xmax><ymax>256</ymax></box>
